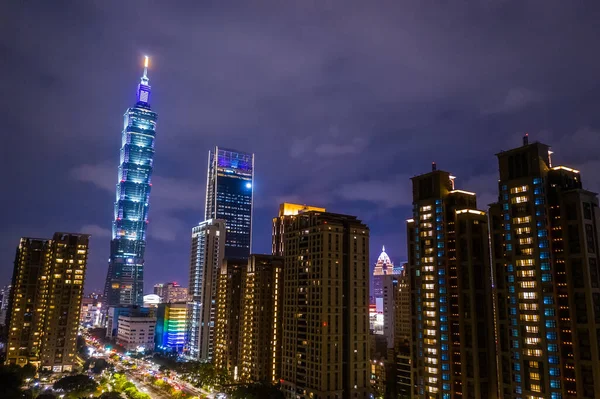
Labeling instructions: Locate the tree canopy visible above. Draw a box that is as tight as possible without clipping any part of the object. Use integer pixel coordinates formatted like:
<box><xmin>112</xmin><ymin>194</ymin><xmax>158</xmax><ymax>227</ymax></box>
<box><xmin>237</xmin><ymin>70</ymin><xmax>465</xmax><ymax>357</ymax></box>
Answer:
<box><xmin>53</xmin><ymin>374</ymin><xmax>98</xmax><ymax>394</ymax></box>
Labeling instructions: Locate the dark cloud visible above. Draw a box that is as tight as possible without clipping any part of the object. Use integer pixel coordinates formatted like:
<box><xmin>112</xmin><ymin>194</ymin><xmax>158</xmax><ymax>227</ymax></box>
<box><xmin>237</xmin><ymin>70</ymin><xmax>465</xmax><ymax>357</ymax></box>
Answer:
<box><xmin>1</xmin><ymin>1</ymin><xmax>600</xmax><ymax>291</ymax></box>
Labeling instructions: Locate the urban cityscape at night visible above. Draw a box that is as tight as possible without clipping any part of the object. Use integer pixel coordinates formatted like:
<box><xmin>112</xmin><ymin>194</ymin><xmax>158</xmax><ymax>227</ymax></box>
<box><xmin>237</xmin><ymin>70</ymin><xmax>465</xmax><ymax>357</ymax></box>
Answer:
<box><xmin>1</xmin><ymin>2</ymin><xmax>600</xmax><ymax>399</ymax></box>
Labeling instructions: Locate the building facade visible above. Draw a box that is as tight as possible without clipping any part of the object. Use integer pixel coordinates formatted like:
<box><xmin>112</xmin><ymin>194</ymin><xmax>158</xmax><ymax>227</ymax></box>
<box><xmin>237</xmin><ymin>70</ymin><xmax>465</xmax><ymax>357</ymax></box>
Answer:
<box><xmin>214</xmin><ymin>258</ymin><xmax>246</xmax><ymax>379</ymax></box>
<box><xmin>394</xmin><ymin>266</ymin><xmax>412</xmax><ymax>399</ymax></box>
<box><xmin>104</xmin><ymin>56</ymin><xmax>158</xmax><ymax>307</ymax></box>
<box><xmin>205</xmin><ymin>147</ymin><xmax>254</xmax><ymax>260</ymax></box>
<box><xmin>80</xmin><ymin>297</ymin><xmax>103</xmax><ymax>327</ymax></box>
<box><xmin>0</xmin><ymin>285</ymin><xmax>11</xmax><ymax>326</ymax></box>
<box><xmin>238</xmin><ymin>254</ymin><xmax>284</xmax><ymax>383</ymax></box>
<box><xmin>155</xmin><ymin>303</ymin><xmax>187</xmax><ymax>353</ymax></box>
<box><xmin>116</xmin><ymin>315</ymin><xmax>156</xmax><ymax>351</ymax></box>
<box><xmin>6</xmin><ymin>233</ymin><xmax>89</xmax><ymax>372</ymax></box>
<box><xmin>407</xmin><ymin>167</ymin><xmax>497</xmax><ymax>398</ymax></box>
<box><xmin>106</xmin><ymin>306</ymin><xmax>151</xmax><ymax>339</ymax></box>
<box><xmin>154</xmin><ymin>282</ymin><xmax>189</xmax><ymax>303</ymax></box>
<box><xmin>277</xmin><ymin>207</ymin><xmax>370</xmax><ymax>399</ymax></box>
<box><xmin>186</xmin><ymin>219</ymin><xmax>226</xmax><ymax>361</ymax></box>
<box><xmin>491</xmin><ymin>136</ymin><xmax>600</xmax><ymax>398</ymax></box>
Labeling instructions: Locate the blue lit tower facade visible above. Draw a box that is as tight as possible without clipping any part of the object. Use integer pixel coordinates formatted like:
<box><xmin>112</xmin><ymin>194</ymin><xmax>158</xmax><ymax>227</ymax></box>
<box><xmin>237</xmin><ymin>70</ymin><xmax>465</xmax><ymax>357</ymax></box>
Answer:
<box><xmin>407</xmin><ymin>165</ymin><xmax>497</xmax><ymax>398</ymax></box>
<box><xmin>104</xmin><ymin>57</ymin><xmax>158</xmax><ymax>307</ymax></box>
<box><xmin>205</xmin><ymin>147</ymin><xmax>254</xmax><ymax>259</ymax></box>
<box><xmin>491</xmin><ymin>136</ymin><xmax>600</xmax><ymax>398</ymax></box>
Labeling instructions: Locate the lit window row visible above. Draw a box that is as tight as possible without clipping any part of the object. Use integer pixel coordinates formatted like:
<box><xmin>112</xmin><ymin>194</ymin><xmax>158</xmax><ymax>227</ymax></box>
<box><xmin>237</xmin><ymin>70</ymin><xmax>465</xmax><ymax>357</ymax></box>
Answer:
<box><xmin>510</xmin><ymin>185</ymin><xmax>529</xmax><ymax>194</ymax></box>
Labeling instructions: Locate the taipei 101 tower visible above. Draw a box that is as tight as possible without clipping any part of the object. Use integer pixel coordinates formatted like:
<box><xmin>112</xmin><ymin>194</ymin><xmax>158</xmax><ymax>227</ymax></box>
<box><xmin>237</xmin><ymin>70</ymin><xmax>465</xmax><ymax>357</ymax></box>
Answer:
<box><xmin>104</xmin><ymin>57</ymin><xmax>158</xmax><ymax>307</ymax></box>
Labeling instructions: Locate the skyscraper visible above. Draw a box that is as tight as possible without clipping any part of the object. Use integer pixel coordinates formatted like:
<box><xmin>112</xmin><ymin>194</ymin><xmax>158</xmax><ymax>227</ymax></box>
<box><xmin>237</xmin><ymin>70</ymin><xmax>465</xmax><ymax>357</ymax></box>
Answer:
<box><xmin>373</xmin><ymin>246</ymin><xmax>394</xmax><ymax>299</ymax></box>
<box><xmin>491</xmin><ymin>136</ymin><xmax>600</xmax><ymax>398</ymax></box>
<box><xmin>205</xmin><ymin>147</ymin><xmax>254</xmax><ymax>259</ymax></box>
<box><xmin>276</xmin><ymin>206</ymin><xmax>370</xmax><ymax>398</ymax></box>
<box><xmin>6</xmin><ymin>233</ymin><xmax>89</xmax><ymax>372</ymax></box>
<box><xmin>104</xmin><ymin>56</ymin><xmax>158</xmax><ymax>307</ymax></box>
<box><xmin>186</xmin><ymin>219</ymin><xmax>226</xmax><ymax>361</ymax></box>
<box><xmin>407</xmin><ymin>166</ymin><xmax>497</xmax><ymax>398</ymax></box>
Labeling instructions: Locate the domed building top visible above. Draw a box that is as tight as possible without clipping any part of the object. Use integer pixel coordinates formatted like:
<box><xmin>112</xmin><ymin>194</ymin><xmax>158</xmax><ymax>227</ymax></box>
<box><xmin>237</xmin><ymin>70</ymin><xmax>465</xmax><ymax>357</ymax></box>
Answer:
<box><xmin>377</xmin><ymin>246</ymin><xmax>391</xmax><ymax>264</ymax></box>
<box><xmin>373</xmin><ymin>245</ymin><xmax>394</xmax><ymax>276</ymax></box>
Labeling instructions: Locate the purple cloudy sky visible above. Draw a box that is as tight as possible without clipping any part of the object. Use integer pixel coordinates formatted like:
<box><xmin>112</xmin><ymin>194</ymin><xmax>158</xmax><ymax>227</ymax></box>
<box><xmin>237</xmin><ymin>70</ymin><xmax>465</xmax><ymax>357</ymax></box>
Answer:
<box><xmin>1</xmin><ymin>1</ymin><xmax>600</xmax><ymax>293</ymax></box>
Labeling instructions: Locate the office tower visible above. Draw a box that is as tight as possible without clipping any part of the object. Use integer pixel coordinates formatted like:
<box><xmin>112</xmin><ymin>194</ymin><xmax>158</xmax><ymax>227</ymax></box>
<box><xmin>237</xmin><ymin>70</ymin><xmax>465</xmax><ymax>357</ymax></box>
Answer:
<box><xmin>372</xmin><ymin>247</ymin><xmax>395</xmax><ymax>335</ymax></box>
<box><xmin>373</xmin><ymin>246</ymin><xmax>394</xmax><ymax>299</ymax></box>
<box><xmin>491</xmin><ymin>136</ymin><xmax>600</xmax><ymax>398</ymax></box>
<box><xmin>186</xmin><ymin>219</ymin><xmax>226</xmax><ymax>361</ymax></box>
<box><xmin>407</xmin><ymin>166</ymin><xmax>497</xmax><ymax>398</ymax></box>
<box><xmin>394</xmin><ymin>266</ymin><xmax>412</xmax><ymax>399</ymax></box>
<box><xmin>6</xmin><ymin>233</ymin><xmax>89</xmax><ymax>372</ymax></box>
<box><xmin>276</xmin><ymin>207</ymin><xmax>370</xmax><ymax>399</ymax></box>
<box><xmin>0</xmin><ymin>285</ymin><xmax>11</xmax><ymax>326</ymax></box>
<box><xmin>239</xmin><ymin>254</ymin><xmax>284</xmax><ymax>383</ymax></box>
<box><xmin>214</xmin><ymin>258</ymin><xmax>246</xmax><ymax>379</ymax></box>
<box><xmin>116</xmin><ymin>315</ymin><xmax>156</xmax><ymax>351</ymax></box>
<box><xmin>104</xmin><ymin>56</ymin><xmax>158</xmax><ymax>307</ymax></box>
<box><xmin>155</xmin><ymin>303</ymin><xmax>187</xmax><ymax>353</ymax></box>
<box><xmin>205</xmin><ymin>147</ymin><xmax>254</xmax><ymax>259</ymax></box>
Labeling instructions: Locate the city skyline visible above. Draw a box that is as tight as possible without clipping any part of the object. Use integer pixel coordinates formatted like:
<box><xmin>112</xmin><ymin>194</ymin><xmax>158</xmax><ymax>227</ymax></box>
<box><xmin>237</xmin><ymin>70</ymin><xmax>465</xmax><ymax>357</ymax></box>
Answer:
<box><xmin>2</xmin><ymin>2</ymin><xmax>600</xmax><ymax>295</ymax></box>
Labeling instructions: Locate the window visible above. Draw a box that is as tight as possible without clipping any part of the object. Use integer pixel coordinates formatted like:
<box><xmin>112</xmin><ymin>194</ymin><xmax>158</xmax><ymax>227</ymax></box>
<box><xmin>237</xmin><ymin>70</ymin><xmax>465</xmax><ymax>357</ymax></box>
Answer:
<box><xmin>512</xmin><ymin>196</ymin><xmax>529</xmax><ymax>204</ymax></box>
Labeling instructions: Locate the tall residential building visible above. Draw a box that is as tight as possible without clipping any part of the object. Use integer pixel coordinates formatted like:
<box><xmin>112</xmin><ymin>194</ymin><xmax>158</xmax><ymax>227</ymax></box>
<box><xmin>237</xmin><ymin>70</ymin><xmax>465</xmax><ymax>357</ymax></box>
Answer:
<box><xmin>6</xmin><ymin>233</ymin><xmax>89</xmax><ymax>372</ymax></box>
<box><xmin>104</xmin><ymin>56</ymin><xmax>158</xmax><ymax>307</ymax></box>
<box><xmin>205</xmin><ymin>147</ymin><xmax>254</xmax><ymax>259</ymax></box>
<box><xmin>186</xmin><ymin>219</ymin><xmax>226</xmax><ymax>361</ymax></box>
<box><xmin>156</xmin><ymin>303</ymin><xmax>187</xmax><ymax>353</ymax></box>
<box><xmin>214</xmin><ymin>258</ymin><xmax>246</xmax><ymax>380</ymax></box>
<box><xmin>276</xmin><ymin>207</ymin><xmax>370</xmax><ymax>399</ymax></box>
<box><xmin>239</xmin><ymin>254</ymin><xmax>284</xmax><ymax>383</ymax></box>
<box><xmin>154</xmin><ymin>282</ymin><xmax>189</xmax><ymax>303</ymax></box>
<box><xmin>272</xmin><ymin>203</ymin><xmax>327</xmax><ymax>256</ymax></box>
<box><xmin>491</xmin><ymin>136</ymin><xmax>600</xmax><ymax>398</ymax></box>
<box><xmin>407</xmin><ymin>166</ymin><xmax>497</xmax><ymax>398</ymax></box>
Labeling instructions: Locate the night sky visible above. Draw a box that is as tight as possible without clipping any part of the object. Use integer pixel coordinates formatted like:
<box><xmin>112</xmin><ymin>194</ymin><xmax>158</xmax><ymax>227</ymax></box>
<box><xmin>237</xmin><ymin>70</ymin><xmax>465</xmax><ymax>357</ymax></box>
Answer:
<box><xmin>2</xmin><ymin>2</ymin><xmax>600</xmax><ymax>293</ymax></box>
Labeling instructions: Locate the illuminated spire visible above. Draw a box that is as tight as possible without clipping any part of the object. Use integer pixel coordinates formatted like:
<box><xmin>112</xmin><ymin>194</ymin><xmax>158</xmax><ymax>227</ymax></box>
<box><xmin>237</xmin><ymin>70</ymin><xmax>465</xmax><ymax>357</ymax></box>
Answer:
<box><xmin>141</xmin><ymin>56</ymin><xmax>150</xmax><ymax>85</ymax></box>
<box><xmin>137</xmin><ymin>55</ymin><xmax>151</xmax><ymax>105</ymax></box>
<box><xmin>382</xmin><ymin>245</ymin><xmax>385</xmax><ymax>252</ymax></box>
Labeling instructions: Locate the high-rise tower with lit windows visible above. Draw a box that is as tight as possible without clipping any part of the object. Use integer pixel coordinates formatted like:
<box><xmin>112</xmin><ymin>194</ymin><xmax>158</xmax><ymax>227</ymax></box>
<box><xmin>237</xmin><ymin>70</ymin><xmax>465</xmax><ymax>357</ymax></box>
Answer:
<box><xmin>407</xmin><ymin>165</ymin><xmax>497</xmax><ymax>398</ymax></box>
<box><xmin>104</xmin><ymin>57</ymin><xmax>158</xmax><ymax>307</ymax></box>
<box><xmin>205</xmin><ymin>147</ymin><xmax>254</xmax><ymax>259</ymax></box>
<box><xmin>491</xmin><ymin>136</ymin><xmax>600</xmax><ymax>398</ymax></box>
